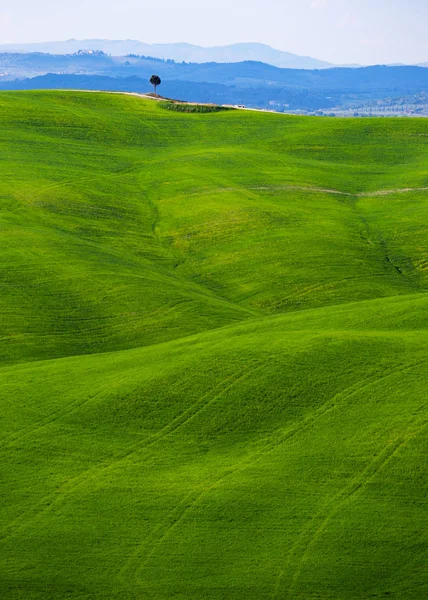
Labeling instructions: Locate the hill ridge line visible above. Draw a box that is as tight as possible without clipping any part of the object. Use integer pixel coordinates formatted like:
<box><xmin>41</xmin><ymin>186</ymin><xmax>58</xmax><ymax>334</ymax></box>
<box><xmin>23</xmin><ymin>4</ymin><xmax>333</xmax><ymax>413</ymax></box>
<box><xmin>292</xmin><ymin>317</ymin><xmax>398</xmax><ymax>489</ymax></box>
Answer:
<box><xmin>1</xmin><ymin>291</ymin><xmax>427</xmax><ymax>373</ymax></box>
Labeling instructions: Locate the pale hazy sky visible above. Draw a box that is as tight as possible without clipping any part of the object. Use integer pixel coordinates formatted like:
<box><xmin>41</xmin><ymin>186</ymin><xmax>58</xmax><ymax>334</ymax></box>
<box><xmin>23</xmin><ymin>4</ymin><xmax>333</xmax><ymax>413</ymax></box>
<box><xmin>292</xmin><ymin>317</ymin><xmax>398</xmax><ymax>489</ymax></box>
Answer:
<box><xmin>0</xmin><ymin>0</ymin><xmax>427</xmax><ymax>65</ymax></box>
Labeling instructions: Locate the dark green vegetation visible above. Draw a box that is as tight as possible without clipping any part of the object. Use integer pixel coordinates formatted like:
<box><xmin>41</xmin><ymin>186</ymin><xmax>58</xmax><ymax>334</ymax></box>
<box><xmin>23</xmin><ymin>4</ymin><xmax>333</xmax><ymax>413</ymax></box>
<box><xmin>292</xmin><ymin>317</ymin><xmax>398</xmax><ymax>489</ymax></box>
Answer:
<box><xmin>159</xmin><ymin>101</ymin><xmax>232</xmax><ymax>113</ymax></box>
<box><xmin>150</xmin><ymin>75</ymin><xmax>161</xmax><ymax>95</ymax></box>
<box><xmin>0</xmin><ymin>91</ymin><xmax>427</xmax><ymax>599</ymax></box>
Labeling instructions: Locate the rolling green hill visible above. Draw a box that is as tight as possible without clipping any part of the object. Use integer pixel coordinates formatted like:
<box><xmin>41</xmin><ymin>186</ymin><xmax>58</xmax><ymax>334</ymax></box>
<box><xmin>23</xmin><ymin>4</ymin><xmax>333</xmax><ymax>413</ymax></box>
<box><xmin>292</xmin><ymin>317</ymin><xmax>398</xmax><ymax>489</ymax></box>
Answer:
<box><xmin>0</xmin><ymin>91</ymin><xmax>427</xmax><ymax>599</ymax></box>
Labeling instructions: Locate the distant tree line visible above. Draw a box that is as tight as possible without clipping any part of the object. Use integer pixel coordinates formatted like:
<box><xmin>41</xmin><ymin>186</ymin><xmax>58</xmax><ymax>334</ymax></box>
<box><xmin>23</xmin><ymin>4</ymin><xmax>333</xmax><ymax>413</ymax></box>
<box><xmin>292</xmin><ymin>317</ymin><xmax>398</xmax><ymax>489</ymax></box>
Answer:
<box><xmin>126</xmin><ymin>54</ymin><xmax>177</xmax><ymax>64</ymax></box>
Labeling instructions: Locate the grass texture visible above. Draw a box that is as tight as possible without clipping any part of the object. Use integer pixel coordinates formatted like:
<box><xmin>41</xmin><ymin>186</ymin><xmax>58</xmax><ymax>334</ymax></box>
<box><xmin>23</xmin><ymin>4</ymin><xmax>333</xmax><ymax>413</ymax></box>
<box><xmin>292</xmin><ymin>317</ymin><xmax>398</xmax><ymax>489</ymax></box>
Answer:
<box><xmin>0</xmin><ymin>91</ymin><xmax>427</xmax><ymax>599</ymax></box>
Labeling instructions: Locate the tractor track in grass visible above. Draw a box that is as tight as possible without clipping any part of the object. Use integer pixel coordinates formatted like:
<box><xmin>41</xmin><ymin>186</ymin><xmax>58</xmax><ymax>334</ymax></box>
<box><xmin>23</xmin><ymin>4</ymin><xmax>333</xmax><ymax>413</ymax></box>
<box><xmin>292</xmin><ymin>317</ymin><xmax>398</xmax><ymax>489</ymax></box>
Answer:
<box><xmin>0</xmin><ymin>374</ymin><xmax>131</xmax><ymax>450</ymax></box>
<box><xmin>281</xmin><ymin>418</ymin><xmax>428</xmax><ymax>600</ymax></box>
<box><xmin>0</xmin><ymin>334</ymin><xmax>317</xmax><ymax>548</ymax></box>
<box><xmin>272</xmin><ymin>362</ymin><xmax>428</xmax><ymax>599</ymax></box>
<box><xmin>0</xmin><ymin>356</ymin><xmax>273</xmax><ymax>544</ymax></box>
<box><xmin>0</xmin><ymin>338</ymin><xmax>426</xmax><ymax>590</ymax></box>
<box><xmin>123</xmin><ymin>357</ymin><xmax>427</xmax><ymax>588</ymax></box>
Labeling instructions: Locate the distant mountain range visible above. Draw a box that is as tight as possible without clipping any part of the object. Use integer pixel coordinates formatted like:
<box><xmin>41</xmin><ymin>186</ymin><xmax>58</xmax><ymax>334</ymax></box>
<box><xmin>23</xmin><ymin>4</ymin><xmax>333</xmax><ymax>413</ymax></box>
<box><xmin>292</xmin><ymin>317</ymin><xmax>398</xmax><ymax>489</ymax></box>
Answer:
<box><xmin>0</xmin><ymin>40</ymin><xmax>336</xmax><ymax>70</ymax></box>
<box><xmin>1</xmin><ymin>52</ymin><xmax>428</xmax><ymax>90</ymax></box>
<box><xmin>2</xmin><ymin>62</ymin><xmax>428</xmax><ymax>113</ymax></box>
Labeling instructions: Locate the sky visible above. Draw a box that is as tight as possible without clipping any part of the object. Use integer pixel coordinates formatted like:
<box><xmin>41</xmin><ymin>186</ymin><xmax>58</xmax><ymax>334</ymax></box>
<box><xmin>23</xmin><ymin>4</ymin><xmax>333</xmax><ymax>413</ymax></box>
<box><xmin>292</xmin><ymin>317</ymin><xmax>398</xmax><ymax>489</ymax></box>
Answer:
<box><xmin>0</xmin><ymin>0</ymin><xmax>427</xmax><ymax>65</ymax></box>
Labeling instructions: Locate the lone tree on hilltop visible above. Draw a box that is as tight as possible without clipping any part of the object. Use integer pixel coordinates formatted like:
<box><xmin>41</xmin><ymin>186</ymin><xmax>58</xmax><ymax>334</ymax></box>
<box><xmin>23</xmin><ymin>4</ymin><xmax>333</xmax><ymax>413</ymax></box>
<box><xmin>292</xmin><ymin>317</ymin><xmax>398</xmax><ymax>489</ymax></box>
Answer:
<box><xmin>150</xmin><ymin>75</ymin><xmax>161</xmax><ymax>95</ymax></box>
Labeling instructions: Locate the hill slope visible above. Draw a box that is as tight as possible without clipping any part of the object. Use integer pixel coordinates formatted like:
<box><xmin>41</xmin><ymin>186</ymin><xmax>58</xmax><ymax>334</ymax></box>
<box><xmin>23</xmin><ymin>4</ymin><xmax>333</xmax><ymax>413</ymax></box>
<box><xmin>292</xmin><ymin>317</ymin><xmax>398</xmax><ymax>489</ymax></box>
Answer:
<box><xmin>0</xmin><ymin>92</ymin><xmax>427</xmax><ymax>599</ymax></box>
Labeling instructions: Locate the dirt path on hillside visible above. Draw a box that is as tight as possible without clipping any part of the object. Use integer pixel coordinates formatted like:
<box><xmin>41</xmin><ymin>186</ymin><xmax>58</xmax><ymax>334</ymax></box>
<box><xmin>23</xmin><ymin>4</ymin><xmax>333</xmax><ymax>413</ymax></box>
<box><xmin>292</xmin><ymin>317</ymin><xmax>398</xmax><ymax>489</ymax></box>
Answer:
<box><xmin>357</xmin><ymin>187</ymin><xmax>428</xmax><ymax>197</ymax></box>
<box><xmin>199</xmin><ymin>185</ymin><xmax>428</xmax><ymax>197</ymax></box>
<box><xmin>254</xmin><ymin>185</ymin><xmax>428</xmax><ymax>197</ymax></box>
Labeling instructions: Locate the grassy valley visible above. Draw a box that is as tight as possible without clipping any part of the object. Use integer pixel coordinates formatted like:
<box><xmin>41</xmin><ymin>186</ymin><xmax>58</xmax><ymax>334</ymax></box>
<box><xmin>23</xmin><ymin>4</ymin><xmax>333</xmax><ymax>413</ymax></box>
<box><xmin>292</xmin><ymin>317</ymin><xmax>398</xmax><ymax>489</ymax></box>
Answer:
<box><xmin>0</xmin><ymin>91</ymin><xmax>427</xmax><ymax>599</ymax></box>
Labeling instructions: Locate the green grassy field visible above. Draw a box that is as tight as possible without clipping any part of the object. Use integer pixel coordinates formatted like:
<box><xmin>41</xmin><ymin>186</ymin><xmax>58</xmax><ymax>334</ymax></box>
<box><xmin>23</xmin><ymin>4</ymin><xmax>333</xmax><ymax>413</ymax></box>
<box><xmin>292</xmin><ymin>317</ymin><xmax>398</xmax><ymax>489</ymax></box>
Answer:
<box><xmin>0</xmin><ymin>91</ymin><xmax>427</xmax><ymax>599</ymax></box>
